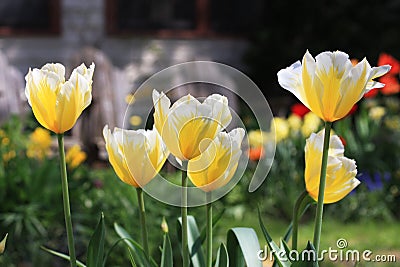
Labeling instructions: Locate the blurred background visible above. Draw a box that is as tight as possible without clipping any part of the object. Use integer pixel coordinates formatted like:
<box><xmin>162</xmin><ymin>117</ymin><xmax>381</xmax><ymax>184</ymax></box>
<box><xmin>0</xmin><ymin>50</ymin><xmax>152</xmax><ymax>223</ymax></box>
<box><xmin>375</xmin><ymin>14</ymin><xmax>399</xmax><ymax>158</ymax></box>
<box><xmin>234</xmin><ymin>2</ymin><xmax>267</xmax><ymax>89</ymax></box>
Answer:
<box><xmin>1</xmin><ymin>0</ymin><xmax>400</xmax><ymax>266</ymax></box>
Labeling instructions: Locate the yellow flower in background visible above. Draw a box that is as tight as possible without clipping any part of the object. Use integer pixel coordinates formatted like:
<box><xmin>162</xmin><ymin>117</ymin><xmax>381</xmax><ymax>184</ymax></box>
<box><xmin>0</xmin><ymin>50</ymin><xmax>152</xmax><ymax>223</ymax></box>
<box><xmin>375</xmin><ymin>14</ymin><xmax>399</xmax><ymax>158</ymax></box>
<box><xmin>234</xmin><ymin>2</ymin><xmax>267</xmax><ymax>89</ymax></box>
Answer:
<box><xmin>301</xmin><ymin>112</ymin><xmax>322</xmax><ymax>138</ymax></box>
<box><xmin>384</xmin><ymin>116</ymin><xmax>400</xmax><ymax>130</ymax></box>
<box><xmin>272</xmin><ymin>117</ymin><xmax>289</xmax><ymax>142</ymax></box>
<box><xmin>26</xmin><ymin>127</ymin><xmax>52</xmax><ymax>160</ymax></box>
<box><xmin>305</xmin><ymin>130</ymin><xmax>360</xmax><ymax>203</ymax></box>
<box><xmin>152</xmin><ymin>90</ymin><xmax>231</xmax><ymax>160</ymax></box>
<box><xmin>247</xmin><ymin>129</ymin><xmax>268</xmax><ymax>148</ymax></box>
<box><xmin>25</xmin><ymin>62</ymin><xmax>95</xmax><ymax>133</ymax></box>
<box><xmin>2</xmin><ymin>150</ymin><xmax>16</xmax><ymax>163</ymax></box>
<box><xmin>287</xmin><ymin>114</ymin><xmax>302</xmax><ymax>132</ymax></box>
<box><xmin>125</xmin><ymin>93</ymin><xmax>136</xmax><ymax>105</ymax></box>
<box><xmin>129</xmin><ymin>115</ymin><xmax>142</xmax><ymax>126</ymax></box>
<box><xmin>65</xmin><ymin>144</ymin><xmax>87</xmax><ymax>169</ymax></box>
<box><xmin>103</xmin><ymin>125</ymin><xmax>169</xmax><ymax>188</ymax></box>
<box><xmin>188</xmin><ymin>128</ymin><xmax>245</xmax><ymax>192</ymax></box>
<box><xmin>1</xmin><ymin>137</ymin><xmax>10</xmax><ymax>146</ymax></box>
<box><xmin>278</xmin><ymin>50</ymin><xmax>391</xmax><ymax>122</ymax></box>
<box><xmin>368</xmin><ymin>106</ymin><xmax>386</xmax><ymax>121</ymax></box>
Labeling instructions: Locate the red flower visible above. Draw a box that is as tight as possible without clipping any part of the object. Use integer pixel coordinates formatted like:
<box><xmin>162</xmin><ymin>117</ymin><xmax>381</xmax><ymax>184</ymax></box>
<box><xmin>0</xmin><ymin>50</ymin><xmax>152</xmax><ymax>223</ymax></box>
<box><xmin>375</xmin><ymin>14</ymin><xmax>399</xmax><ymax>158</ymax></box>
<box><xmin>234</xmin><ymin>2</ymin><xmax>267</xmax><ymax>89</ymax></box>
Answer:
<box><xmin>339</xmin><ymin>136</ymin><xmax>346</xmax><ymax>147</ymax></box>
<box><xmin>291</xmin><ymin>103</ymin><xmax>310</xmax><ymax>118</ymax></box>
<box><xmin>380</xmin><ymin>75</ymin><xmax>400</xmax><ymax>95</ymax></box>
<box><xmin>346</xmin><ymin>104</ymin><xmax>358</xmax><ymax>116</ymax></box>
<box><xmin>364</xmin><ymin>88</ymin><xmax>379</xmax><ymax>98</ymax></box>
<box><xmin>248</xmin><ymin>146</ymin><xmax>265</xmax><ymax>161</ymax></box>
<box><xmin>378</xmin><ymin>53</ymin><xmax>400</xmax><ymax>75</ymax></box>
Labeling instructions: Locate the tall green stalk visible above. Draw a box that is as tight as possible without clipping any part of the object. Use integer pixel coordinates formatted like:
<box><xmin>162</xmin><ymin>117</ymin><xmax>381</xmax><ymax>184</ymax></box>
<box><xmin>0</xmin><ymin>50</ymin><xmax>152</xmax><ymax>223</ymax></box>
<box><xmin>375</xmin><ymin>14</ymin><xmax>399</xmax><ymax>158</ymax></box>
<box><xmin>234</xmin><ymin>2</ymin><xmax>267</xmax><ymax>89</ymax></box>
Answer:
<box><xmin>206</xmin><ymin>192</ymin><xmax>212</xmax><ymax>267</ymax></box>
<box><xmin>292</xmin><ymin>190</ymin><xmax>308</xmax><ymax>251</ymax></box>
<box><xmin>57</xmin><ymin>134</ymin><xmax>77</xmax><ymax>267</ymax></box>
<box><xmin>181</xmin><ymin>161</ymin><xmax>189</xmax><ymax>267</ymax></box>
<box><xmin>312</xmin><ymin>121</ymin><xmax>332</xmax><ymax>253</ymax></box>
<box><xmin>136</xmin><ymin>188</ymin><xmax>149</xmax><ymax>258</ymax></box>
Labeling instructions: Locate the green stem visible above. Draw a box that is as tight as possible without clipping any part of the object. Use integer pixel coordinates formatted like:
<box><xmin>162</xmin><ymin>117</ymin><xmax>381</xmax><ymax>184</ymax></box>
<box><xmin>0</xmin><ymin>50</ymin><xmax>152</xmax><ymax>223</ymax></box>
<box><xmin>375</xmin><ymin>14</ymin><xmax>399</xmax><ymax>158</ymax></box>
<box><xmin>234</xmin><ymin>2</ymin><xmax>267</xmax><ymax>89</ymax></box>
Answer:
<box><xmin>292</xmin><ymin>190</ymin><xmax>308</xmax><ymax>251</ymax></box>
<box><xmin>57</xmin><ymin>134</ymin><xmax>77</xmax><ymax>267</ymax></box>
<box><xmin>206</xmin><ymin>192</ymin><xmax>212</xmax><ymax>267</ymax></box>
<box><xmin>181</xmin><ymin>161</ymin><xmax>189</xmax><ymax>267</ymax></box>
<box><xmin>312</xmin><ymin>121</ymin><xmax>332</xmax><ymax>254</ymax></box>
<box><xmin>136</xmin><ymin>188</ymin><xmax>149</xmax><ymax>258</ymax></box>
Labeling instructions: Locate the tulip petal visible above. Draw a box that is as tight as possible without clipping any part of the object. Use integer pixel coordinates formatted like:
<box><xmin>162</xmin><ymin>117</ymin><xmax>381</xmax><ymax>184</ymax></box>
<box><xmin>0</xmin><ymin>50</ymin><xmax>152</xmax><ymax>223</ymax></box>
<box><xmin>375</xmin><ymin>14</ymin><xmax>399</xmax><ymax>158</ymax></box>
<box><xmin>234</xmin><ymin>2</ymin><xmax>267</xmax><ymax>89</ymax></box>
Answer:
<box><xmin>103</xmin><ymin>125</ymin><xmax>168</xmax><ymax>188</ymax></box>
<box><xmin>153</xmin><ymin>90</ymin><xmax>232</xmax><ymax>160</ymax></box>
<box><xmin>188</xmin><ymin>128</ymin><xmax>244</xmax><ymax>192</ymax></box>
<box><xmin>305</xmin><ymin>130</ymin><xmax>359</xmax><ymax>203</ymax></box>
<box><xmin>103</xmin><ymin>125</ymin><xmax>137</xmax><ymax>186</ymax></box>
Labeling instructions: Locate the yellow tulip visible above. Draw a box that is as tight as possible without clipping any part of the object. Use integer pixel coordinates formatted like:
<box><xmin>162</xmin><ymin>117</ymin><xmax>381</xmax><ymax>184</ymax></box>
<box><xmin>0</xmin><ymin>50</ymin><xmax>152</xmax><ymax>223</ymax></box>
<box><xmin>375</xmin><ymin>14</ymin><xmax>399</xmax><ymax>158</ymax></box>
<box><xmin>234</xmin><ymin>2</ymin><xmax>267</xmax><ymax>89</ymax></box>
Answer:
<box><xmin>25</xmin><ymin>63</ymin><xmax>95</xmax><ymax>133</ymax></box>
<box><xmin>301</xmin><ymin>112</ymin><xmax>322</xmax><ymax>138</ymax></box>
<box><xmin>278</xmin><ymin>50</ymin><xmax>391</xmax><ymax>122</ymax></box>
<box><xmin>272</xmin><ymin>117</ymin><xmax>289</xmax><ymax>142</ymax></box>
<box><xmin>247</xmin><ymin>129</ymin><xmax>268</xmax><ymax>148</ymax></box>
<box><xmin>65</xmin><ymin>144</ymin><xmax>87</xmax><ymax>169</ymax></box>
<box><xmin>187</xmin><ymin>128</ymin><xmax>245</xmax><ymax>192</ymax></box>
<box><xmin>305</xmin><ymin>130</ymin><xmax>360</xmax><ymax>203</ymax></box>
<box><xmin>287</xmin><ymin>114</ymin><xmax>302</xmax><ymax>132</ymax></box>
<box><xmin>103</xmin><ymin>125</ymin><xmax>169</xmax><ymax>188</ymax></box>
<box><xmin>26</xmin><ymin>127</ymin><xmax>52</xmax><ymax>160</ymax></box>
<box><xmin>368</xmin><ymin>106</ymin><xmax>386</xmax><ymax>121</ymax></box>
<box><xmin>152</xmin><ymin>90</ymin><xmax>232</xmax><ymax>160</ymax></box>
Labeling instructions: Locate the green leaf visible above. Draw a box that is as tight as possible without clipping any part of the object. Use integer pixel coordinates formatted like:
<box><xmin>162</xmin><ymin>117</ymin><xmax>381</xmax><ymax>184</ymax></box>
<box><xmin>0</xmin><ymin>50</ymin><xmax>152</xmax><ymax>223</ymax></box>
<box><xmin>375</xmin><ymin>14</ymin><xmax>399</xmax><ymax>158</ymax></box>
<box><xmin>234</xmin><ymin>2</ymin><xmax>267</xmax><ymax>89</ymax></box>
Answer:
<box><xmin>177</xmin><ymin>215</ymin><xmax>206</xmax><ymax>267</ymax></box>
<box><xmin>214</xmin><ymin>243</ymin><xmax>229</xmax><ymax>267</ymax></box>
<box><xmin>41</xmin><ymin>246</ymin><xmax>86</xmax><ymax>267</ymax></box>
<box><xmin>87</xmin><ymin>213</ymin><xmax>106</xmax><ymax>267</ymax></box>
<box><xmin>114</xmin><ymin>223</ymin><xmax>157</xmax><ymax>267</ymax></box>
<box><xmin>258</xmin><ymin>209</ymin><xmax>291</xmax><ymax>267</ymax></box>
<box><xmin>282</xmin><ymin>223</ymin><xmax>293</xmax><ymax>244</ymax></box>
<box><xmin>160</xmin><ymin>233</ymin><xmax>173</xmax><ymax>267</ymax></box>
<box><xmin>127</xmin><ymin>248</ymin><xmax>138</xmax><ymax>267</ymax></box>
<box><xmin>227</xmin><ymin>227</ymin><xmax>262</xmax><ymax>267</ymax></box>
<box><xmin>292</xmin><ymin>241</ymin><xmax>319</xmax><ymax>267</ymax></box>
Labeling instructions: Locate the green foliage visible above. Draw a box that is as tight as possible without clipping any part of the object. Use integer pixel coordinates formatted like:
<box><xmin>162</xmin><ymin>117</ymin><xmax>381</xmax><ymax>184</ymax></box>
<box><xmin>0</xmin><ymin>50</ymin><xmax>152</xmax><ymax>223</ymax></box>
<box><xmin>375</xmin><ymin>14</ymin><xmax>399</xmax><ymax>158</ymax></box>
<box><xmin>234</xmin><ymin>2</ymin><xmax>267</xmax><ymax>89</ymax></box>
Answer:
<box><xmin>227</xmin><ymin>227</ymin><xmax>262</xmax><ymax>267</ymax></box>
<box><xmin>214</xmin><ymin>243</ymin><xmax>228</xmax><ymax>267</ymax></box>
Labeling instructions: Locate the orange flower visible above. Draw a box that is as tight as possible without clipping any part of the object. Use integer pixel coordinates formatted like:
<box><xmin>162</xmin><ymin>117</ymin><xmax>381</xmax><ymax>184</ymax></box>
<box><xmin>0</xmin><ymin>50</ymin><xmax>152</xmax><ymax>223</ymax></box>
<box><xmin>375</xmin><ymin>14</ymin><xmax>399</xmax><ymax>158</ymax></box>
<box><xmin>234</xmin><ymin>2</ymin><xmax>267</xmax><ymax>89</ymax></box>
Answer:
<box><xmin>248</xmin><ymin>146</ymin><xmax>265</xmax><ymax>161</ymax></box>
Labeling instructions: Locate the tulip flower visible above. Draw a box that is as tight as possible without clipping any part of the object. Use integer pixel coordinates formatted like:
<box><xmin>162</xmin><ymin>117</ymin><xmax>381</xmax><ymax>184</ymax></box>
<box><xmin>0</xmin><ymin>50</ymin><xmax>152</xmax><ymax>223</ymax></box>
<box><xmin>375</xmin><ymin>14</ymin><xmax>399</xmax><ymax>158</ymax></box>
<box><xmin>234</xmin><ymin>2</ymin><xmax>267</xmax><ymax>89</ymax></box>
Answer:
<box><xmin>65</xmin><ymin>144</ymin><xmax>87</xmax><ymax>169</ymax></box>
<box><xmin>25</xmin><ymin>62</ymin><xmax>94</xmax><ymax>267</ymax></box>
<box><xmin>25</xmin><ymin>63</ymin><xmax>95</xmax><ymax>134</ymax></box>
<box><xmin>0</xmin><ymin>233</ymin><xmax>7</xmax><ymax>254</ymax></box>
<box><xmin>305</xmin><ymin>130</ymin><xmax>360</xmax><ymax>204</ymax></box>
<box><xmin>103</xmin><ymin>125</ymin><xmax>168</xmax><ymax>257</ymax></box>
<box><xmin>277</xmin><ymin>50</ymin><xmax>391</xmax><ymax>122</ymax></box>
<box><xmin>272</xmin><ymin>117</ymin><xmax>290</xmax><ymax>142</ymax></box>
<box><xmin>187</xmin><ymin>128</ymin><xmax>244</xmax><ymax>267</ymax></box>
<box><xmin>291</xmin><ymin>103</ymin><xmax>310</xmax><ymax>118</ymax></box>
<box><xmin>187</xmin><ymin>128</ymin><xmax>245</xmax><ymax>192</ymax></box>
<box><xmin>152</xmin><ymin>90</ymin><xmax>232</xmax><ymax>161</ymax></box>
<box><xmin>103</xmin><ymin>125</ymin><xmax>168</xmax><ymax>188</ymax></box>
<box><xmin>153</xmin><ymin>89</ymin><xmax>232</xmax><ymax>267</ymax></box>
